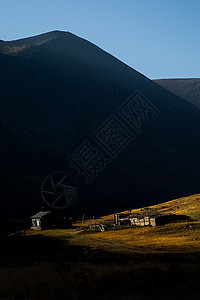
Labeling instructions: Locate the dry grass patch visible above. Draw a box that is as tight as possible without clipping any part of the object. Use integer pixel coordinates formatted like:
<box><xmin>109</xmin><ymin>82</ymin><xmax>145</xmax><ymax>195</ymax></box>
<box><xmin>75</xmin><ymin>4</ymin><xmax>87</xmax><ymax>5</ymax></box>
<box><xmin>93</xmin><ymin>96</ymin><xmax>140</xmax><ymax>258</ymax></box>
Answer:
<box><xmin>28</xmin><ymin>193</ymin><xmax>200</xmax><ymax>254</ymax></box>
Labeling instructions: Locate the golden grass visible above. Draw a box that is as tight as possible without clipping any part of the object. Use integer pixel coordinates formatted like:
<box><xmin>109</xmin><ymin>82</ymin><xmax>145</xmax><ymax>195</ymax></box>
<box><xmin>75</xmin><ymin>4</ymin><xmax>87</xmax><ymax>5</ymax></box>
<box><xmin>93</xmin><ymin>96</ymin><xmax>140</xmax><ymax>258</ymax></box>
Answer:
<box><xmin>28</xmin><ymin>193</ymin><xmax>200</xmax><ymax>254</ymax></box>
<box><xmin>89</xmin><ymin>222</ymin><xmax>200</xmax><ymax>251</ymax></box>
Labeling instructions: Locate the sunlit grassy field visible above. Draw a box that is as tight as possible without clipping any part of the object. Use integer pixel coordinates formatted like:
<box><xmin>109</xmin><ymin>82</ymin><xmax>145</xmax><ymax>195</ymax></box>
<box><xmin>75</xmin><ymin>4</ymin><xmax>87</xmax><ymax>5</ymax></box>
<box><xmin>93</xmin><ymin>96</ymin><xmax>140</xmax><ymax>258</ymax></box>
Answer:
<box><xmin>28</xmin><ymin>193</ymin><xmax>200</xmax><ymax>254</ymax></box>
<box><xmin>1</xmin><ymin>193</ymin><xmax>200</xmax><ymax>299</ymax></box>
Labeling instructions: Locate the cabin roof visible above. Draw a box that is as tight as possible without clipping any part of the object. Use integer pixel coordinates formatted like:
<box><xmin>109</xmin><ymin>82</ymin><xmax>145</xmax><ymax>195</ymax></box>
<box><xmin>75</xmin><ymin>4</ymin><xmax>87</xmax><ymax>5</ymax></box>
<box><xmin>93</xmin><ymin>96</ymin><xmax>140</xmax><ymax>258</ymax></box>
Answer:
<box><xmin>30</xmin><ymin>211</ymin><xmax>50</xmax><ymax>219</ymax></box>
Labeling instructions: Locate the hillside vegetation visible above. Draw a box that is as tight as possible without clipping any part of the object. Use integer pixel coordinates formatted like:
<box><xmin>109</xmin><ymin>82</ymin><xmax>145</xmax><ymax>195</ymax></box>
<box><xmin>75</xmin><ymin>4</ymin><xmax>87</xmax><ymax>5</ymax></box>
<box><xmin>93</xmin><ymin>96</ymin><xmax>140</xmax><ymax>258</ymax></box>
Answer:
<box><xmin>28</xmin><ymin>193</ymin><xmax>200</xmax><ymax>254</ymax></box>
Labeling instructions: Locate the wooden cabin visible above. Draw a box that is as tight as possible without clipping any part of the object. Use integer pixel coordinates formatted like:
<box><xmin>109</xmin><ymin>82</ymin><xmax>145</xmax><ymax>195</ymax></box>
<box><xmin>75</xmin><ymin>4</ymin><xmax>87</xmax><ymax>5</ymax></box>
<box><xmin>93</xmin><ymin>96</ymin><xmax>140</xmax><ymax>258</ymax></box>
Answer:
<box><xmin>30</xmin><ymin>211</ymin><xmax>72</xmax><ymax>230</ymax></box>
<box><xmin>130</xmin><ymin>216</ymin><xmax>151</xmax><ymax>226</ymax></box>
<box><xmin>115</xmin><ymin>213</ymin><xmax>190</xmax><ymax>227</ymax></box>
<box><xmin>30</xmin><ymin>211</ymin><xmax>50</xmax><ymax>230</ymax></box>
<box><xmin>114</xmin><ymin>213</ymin><xmax>132</xmax><ymax>225</ymax></box>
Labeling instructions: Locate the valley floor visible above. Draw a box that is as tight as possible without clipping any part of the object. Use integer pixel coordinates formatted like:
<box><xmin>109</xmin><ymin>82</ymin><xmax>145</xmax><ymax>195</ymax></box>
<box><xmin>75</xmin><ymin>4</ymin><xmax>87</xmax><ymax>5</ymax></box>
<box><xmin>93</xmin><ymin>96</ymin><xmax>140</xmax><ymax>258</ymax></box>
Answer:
<box><xmin>0</xmin><ymin>234</ymin><xmax>200</xmax><ymax>300</ymax></box>
<box><xmin>28</xmin><ymin>221</ymin><xmax>200</xmax><ymax>254</ymax></box>
<box><xmin>0</xmin><ymin>193</ymin><xmax>200</xmax><ymax>299</ymax></box>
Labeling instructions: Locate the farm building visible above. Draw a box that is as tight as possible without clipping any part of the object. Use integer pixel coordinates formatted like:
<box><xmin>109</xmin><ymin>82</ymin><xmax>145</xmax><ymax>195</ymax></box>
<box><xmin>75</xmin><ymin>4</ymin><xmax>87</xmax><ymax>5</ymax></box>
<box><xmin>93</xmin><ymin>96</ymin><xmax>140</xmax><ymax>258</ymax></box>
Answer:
<box><xmin>130</xmin><ymin>216</ymin><xmax>151</xmax><ymax>226</ymax></box>
<box><xmin>114</xmin><ymin>213</ymin><xmax>190</xmax><ymax>227</ymax></box>
<box><xmin>30</xmin><ymin>211</ymin><xmax>72</xmax><ymax>230</ymax></box>
<box><xmin>114</xmin><ymin>213</ymin><xmax>137</xmax><ymax>225</ymax></box>
<box><xmin>114</xmin><ymin>213</ymin><xmax>130</xmax><ymax>225</ymax></box>
<box><xmin>31</xmin><ymin>211</ymin><xmax>50</xmax><ymax>230</ymax></box>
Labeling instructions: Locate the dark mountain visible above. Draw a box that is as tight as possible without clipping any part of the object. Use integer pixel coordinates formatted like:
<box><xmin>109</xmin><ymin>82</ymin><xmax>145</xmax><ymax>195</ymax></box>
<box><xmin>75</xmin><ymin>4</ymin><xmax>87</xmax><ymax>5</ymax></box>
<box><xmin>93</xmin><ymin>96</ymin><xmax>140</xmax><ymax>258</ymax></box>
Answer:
<box><xmin>0</xmin><ymin>31</ymin><xmax>200</xmax><ymax>224</ymax></box>
<box><xmin>154</xmin><ymin>78</ymin><xmax>200</xmax><ymax>108</ymax></box>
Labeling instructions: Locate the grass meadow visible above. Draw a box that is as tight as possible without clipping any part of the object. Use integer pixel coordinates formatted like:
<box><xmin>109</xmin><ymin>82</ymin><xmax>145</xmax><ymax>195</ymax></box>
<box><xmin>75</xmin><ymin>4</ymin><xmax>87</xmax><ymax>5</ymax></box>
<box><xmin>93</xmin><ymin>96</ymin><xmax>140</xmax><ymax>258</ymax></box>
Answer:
<box><xmin>0</xmin><ymin>193</ymin><xmax>200</xmax><ymax>299</ymax></box>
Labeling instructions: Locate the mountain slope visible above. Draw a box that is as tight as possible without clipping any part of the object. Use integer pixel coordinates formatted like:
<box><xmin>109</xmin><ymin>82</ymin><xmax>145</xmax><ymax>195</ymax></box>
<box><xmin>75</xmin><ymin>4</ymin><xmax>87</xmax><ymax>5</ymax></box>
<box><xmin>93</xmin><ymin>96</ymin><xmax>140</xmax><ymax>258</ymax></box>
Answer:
<box><xmin>0</xmin><ymin>31</ymin><xmax>200</xmax><ymax>223</ymax></box>
<box><xmin>154</xmin><ymin>78</ymin><xmax>200</xmax><ymax>108</ymax></box>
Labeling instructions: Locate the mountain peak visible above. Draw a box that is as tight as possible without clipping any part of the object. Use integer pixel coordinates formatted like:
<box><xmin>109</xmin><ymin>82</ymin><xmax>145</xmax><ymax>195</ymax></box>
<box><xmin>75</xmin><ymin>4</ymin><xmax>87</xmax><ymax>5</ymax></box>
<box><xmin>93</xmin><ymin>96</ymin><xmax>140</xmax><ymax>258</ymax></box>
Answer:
<box><xmin>0</xmin><ymin>30</ymin><xmax>71</xmax><ymax>55</ymax></box>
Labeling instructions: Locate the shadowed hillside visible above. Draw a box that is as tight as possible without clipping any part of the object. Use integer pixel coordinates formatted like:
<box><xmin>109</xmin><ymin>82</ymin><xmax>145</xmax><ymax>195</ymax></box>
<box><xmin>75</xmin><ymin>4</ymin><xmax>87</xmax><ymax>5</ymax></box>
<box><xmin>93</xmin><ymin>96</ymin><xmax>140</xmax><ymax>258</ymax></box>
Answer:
<box><xmin>0</xmin><ymin>31</ymin><xmax>200</xmax><ymax>224</ymax></box>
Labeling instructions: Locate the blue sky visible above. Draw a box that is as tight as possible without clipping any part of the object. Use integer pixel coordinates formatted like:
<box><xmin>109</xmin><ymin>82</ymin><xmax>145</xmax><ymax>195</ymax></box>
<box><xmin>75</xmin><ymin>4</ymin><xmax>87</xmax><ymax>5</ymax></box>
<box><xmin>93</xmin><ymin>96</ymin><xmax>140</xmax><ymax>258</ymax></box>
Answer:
<box><xmin>0</xmin><ymin>0</ymin><xmax>200</xmax><ymax>79</ymax></box>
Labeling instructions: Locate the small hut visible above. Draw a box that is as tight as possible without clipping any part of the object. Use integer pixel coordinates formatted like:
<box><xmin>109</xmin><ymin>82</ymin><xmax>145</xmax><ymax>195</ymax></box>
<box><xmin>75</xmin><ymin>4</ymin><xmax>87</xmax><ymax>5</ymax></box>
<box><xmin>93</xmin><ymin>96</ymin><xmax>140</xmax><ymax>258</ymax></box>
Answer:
<box><xmin>30</xmin><ymin>211</ymin><xmax>50</xmax><ymax>230</ymax></box>
<box><xmin>30</xmin><ymin>211</ymin><xmax>72</xmax><ymax>230</ymax></box>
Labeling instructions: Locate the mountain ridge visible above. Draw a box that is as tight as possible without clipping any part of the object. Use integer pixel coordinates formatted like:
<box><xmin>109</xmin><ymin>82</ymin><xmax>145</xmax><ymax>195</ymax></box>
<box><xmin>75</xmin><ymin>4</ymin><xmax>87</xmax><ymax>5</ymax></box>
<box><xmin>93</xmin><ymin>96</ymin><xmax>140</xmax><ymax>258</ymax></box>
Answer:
<box><xmin>154</xmin><ymin>78</ymin><xmax>200</xmax><ymax>108</ymax></box>
<box><xmin>0</xmin><ymin>30</ymin><xmax>69</xmax><ymax>55</ymax></box>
